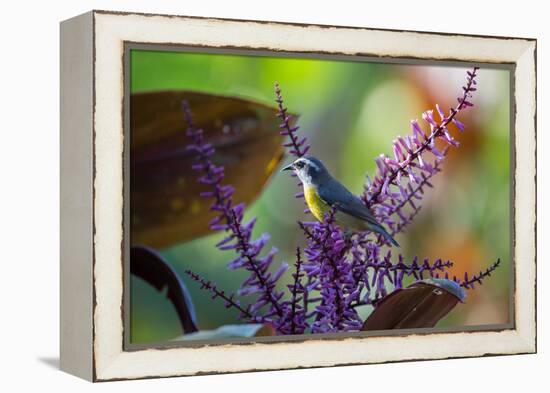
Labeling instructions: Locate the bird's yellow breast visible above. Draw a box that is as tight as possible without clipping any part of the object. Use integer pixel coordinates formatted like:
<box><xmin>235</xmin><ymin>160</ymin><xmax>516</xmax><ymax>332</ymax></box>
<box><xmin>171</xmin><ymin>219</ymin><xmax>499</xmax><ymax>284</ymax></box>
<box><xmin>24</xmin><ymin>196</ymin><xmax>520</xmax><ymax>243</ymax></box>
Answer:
<box><xmin>304</xmin><ymin>185</ymin><xmax>366</xmax><ymax>231</ymax></box>
<box><xmin>304</xmin><ymin>185</ymin><xmax>330</xmax><ymax>222</ymax></box>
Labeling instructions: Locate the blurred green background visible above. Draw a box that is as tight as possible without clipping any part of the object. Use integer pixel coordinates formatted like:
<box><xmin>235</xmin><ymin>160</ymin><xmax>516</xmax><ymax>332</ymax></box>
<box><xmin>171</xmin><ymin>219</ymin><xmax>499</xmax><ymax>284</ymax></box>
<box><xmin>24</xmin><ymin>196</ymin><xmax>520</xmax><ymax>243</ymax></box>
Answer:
<box><xmin>130</xmin><ymin>49</ymin><xmax>511</xmax><ymax>343</ymax></box>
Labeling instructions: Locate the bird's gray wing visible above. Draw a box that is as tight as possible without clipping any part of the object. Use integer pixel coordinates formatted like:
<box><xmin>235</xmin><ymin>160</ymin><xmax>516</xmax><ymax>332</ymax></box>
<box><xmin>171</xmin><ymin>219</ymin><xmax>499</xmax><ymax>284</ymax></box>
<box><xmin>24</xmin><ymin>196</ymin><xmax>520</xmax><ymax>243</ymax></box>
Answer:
<box><xmin>317</xmin><ymin>180</ymin><xmax>380</xmax><ymax>226</ymax></box>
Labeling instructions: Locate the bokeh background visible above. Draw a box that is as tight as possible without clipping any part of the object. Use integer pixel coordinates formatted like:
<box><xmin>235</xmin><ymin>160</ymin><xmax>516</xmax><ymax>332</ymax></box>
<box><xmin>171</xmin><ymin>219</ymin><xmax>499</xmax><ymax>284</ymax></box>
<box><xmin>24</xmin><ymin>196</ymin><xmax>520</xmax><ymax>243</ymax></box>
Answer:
<box><xmin>130</xmin><ymin>49</ymin><xmax>511</xmax><ymax>344</ymax></box>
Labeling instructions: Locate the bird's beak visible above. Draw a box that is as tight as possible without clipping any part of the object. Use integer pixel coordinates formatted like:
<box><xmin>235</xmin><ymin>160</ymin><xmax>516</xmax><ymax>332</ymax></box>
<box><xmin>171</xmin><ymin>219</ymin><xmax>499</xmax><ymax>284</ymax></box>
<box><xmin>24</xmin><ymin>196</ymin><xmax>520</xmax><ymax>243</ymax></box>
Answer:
<box><xmin>281</xmin><ymin>163</ymin><xmax>294</xmax><ymax>172</ymax></box>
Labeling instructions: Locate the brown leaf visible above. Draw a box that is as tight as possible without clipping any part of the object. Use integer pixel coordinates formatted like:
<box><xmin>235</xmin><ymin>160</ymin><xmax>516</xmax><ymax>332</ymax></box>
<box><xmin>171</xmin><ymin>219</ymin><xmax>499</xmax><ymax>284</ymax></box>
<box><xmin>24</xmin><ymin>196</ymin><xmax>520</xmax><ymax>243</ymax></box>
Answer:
<box><xmin>131</xmin><ymin>91</ymin><xmax>293</xmax><ymax>249</ymax></box>
<box><xmin>362</xmin><ymin>279</ymin><xmax>466</xmax><ymax>331</ymax></box>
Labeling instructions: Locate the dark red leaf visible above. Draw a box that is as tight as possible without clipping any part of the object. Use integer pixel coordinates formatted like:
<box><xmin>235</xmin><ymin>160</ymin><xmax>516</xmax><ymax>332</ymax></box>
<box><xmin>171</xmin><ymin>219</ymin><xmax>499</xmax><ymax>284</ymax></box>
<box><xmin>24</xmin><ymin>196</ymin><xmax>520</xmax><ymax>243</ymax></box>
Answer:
<box><xmin>131</xmin><ymin>246</ymin><xmax>198</xmax><ymax>334</ymax></box>
<box><xmin>362</xmin><ymin>278</ymin><xmax>466</xmax><ymax>331</ymax></box>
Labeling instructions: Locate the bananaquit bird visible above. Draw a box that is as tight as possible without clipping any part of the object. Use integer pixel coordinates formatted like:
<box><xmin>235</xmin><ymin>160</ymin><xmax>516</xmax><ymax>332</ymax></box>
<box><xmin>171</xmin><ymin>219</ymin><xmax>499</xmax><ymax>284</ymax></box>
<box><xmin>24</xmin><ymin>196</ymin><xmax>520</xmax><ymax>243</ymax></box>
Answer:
<box><xmin>282</xmin><ymin>156</ymin><xmax>399</xmax><ymax>247</ymax></box>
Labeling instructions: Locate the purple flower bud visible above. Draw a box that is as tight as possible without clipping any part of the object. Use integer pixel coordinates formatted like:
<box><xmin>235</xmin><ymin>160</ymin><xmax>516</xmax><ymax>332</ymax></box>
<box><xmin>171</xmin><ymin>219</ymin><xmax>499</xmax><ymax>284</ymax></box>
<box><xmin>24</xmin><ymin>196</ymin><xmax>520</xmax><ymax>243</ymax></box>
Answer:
<box><xmin>452</xmin><ymin>118</ymin><xmax>465</xmax><ymax>132</ymax></box>
<box><xmin>411</xmin><ymin>120</ymin><xmax>426</xmax><ymax>142</ymax></box>
<box><xmin>435</xmin><ymin>104</ymin><xmax>446</xmax><ymax>121</ymax></box>
<box><xmin>422</xmin><ymin>110</ymin><xmax>436</xmax><ymax>126</ymax></box>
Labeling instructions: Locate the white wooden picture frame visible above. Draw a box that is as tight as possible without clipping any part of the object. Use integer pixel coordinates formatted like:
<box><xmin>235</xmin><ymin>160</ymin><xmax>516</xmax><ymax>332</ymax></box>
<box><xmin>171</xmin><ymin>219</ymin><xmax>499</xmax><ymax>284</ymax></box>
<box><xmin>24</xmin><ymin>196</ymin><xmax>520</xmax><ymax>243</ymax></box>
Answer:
<box><xmin>60</xmin><ymin>10</ymin><xmax>536</xmax><ymax>381</ymax></box>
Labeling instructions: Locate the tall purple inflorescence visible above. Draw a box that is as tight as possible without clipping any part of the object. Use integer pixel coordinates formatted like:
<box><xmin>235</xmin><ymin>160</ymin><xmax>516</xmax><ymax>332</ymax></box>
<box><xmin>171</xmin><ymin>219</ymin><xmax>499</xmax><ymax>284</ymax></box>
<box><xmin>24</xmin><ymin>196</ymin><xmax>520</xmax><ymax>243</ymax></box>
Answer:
<box><xmin>363</xmin><ymin>68</ymin><xmax>480</xmax><ymax>240</ymax></box>
<box><xmin>277</xmin><ymin>83</ymin><xmax>362</xmax><ymax>331</ymax></box>
<box><xmin>299</xmin><ymin>216</ymin><xmax>363</xmax><ymax>332</ymax></box>
<box><xmin>182</xmin><ymin>102</ymin><xmax>288</xmax><ymax>329</ymax></box>
<box><xmin>184</xmin><ymin>67</ymin><xmax>501</xmax><ymax>335</ymax></box>
<box><xmin>275</xmin><ymin>82</ymin><xmax>311</xmax><ymax>205</ymax></box>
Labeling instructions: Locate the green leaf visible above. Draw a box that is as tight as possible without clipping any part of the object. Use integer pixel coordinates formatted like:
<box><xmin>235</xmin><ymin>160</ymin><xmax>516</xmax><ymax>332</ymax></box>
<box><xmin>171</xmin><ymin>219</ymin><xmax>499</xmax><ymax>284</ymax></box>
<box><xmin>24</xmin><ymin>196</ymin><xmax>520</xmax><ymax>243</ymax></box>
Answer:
<box><xmin>174</xmin><ymin>323</ymin><xmax>275</xmax><ymax>341</ymax></box>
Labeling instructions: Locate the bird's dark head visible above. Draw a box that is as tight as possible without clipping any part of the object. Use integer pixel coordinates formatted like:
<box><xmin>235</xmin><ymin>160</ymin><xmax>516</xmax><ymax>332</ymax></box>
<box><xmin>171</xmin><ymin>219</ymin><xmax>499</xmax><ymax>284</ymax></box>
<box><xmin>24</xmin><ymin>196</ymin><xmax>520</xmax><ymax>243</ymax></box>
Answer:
<box><xmin>281</xmin><ymin>155</ymin><xmax>330</xmax><ymax>186</ymax></box>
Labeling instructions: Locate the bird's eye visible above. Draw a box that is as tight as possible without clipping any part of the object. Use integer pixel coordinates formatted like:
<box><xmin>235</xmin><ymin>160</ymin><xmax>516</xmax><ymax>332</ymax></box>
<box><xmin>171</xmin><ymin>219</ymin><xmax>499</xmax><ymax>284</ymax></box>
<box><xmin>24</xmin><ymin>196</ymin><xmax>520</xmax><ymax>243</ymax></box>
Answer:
<box><xmin>296</xmin><ymin>161</ymin><xmax>304</xmax><ymax>169</ymax></box>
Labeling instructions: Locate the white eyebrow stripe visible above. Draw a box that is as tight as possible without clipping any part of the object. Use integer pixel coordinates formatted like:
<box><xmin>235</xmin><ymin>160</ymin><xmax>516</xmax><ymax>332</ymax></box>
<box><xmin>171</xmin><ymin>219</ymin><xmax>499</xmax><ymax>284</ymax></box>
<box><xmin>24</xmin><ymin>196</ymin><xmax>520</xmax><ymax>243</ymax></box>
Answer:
<box><xmin>304</xmin><ymin>158</ymin><xmax>319</xmax><ymax>170</ymax></box>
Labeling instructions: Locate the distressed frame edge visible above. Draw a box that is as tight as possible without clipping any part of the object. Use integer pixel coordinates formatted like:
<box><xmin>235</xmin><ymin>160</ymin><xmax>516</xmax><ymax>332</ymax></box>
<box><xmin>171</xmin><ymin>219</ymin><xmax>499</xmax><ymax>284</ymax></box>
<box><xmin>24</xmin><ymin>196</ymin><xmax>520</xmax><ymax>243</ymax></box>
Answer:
<box><xmin>88</xmin><ymin>11</ymin><xmax>536</xmax><ymax>381</ymax></box>
<box><xmin>122</xmin><ymin>42</ymin><xmax>516</xmax><ymax>352</ymax></box>
<box><xmin>92</xmin><ymin>8</ymin><xmax>538</xmax><ymax>42</ymax></box>
<box><xmin>59</xmin><ymin>11</ymin><xmax>95</xmax><ymax>381</ymax></box>
<box><xmin>512</xmin><ymin>39</ymin><xmax>537</xmax><ymax>354</ymax></box>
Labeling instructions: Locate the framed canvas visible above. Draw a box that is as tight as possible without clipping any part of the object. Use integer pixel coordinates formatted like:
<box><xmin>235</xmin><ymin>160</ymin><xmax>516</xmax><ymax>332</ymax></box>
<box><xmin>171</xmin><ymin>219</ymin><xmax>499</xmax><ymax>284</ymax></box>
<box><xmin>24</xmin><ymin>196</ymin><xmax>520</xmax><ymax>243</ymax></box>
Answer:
<box><xmin>60</xmin><ymin>10</ymin><xmax>537</xmax><ymax>381</ymax></box>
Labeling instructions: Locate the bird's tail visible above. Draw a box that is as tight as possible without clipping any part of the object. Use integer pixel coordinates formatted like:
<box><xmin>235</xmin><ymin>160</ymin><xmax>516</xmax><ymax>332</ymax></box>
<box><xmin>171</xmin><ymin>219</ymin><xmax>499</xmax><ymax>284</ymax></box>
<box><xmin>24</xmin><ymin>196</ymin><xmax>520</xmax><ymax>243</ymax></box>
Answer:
<box><xmin>373</xmin><ymin>224</ymin><xmax>400</xmax><ymax>247</ymax></box>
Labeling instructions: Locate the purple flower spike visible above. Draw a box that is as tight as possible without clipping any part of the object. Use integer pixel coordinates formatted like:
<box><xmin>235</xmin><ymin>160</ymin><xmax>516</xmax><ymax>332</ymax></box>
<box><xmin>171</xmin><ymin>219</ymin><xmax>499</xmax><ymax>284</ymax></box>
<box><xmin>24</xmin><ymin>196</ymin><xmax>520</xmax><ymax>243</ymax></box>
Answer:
<box><xmin>275</xmin><ymin>82</ymin><xmax>312</xmax><ymax>209</ymax></box>
<box><xmin>363</xmin><ymin>67</ymin><xmax>479</xmax><ymax>242</ymax></box>
<box><xmin>459</xmin><ymin>258</ymin><xmax>501</xmax><ymax>289</ymax></box>
<box><xmin>185</xmin><ymin>270</ymin><xmax>256</xmax><ymax>320</ymax></box>
<box><xmin>299</xmin><ymin>214</ymin><xmax>362</xmax><ymax>332</ymax></box>
<box><xmin>275</xmin><ymin>82</ymin><xmax>310</xmax><ymax>159</ymax></box>
<box><xmin>183</xmin><ymin>101</ymin><xmax>288</xmax><ymax>331</ymax></box>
